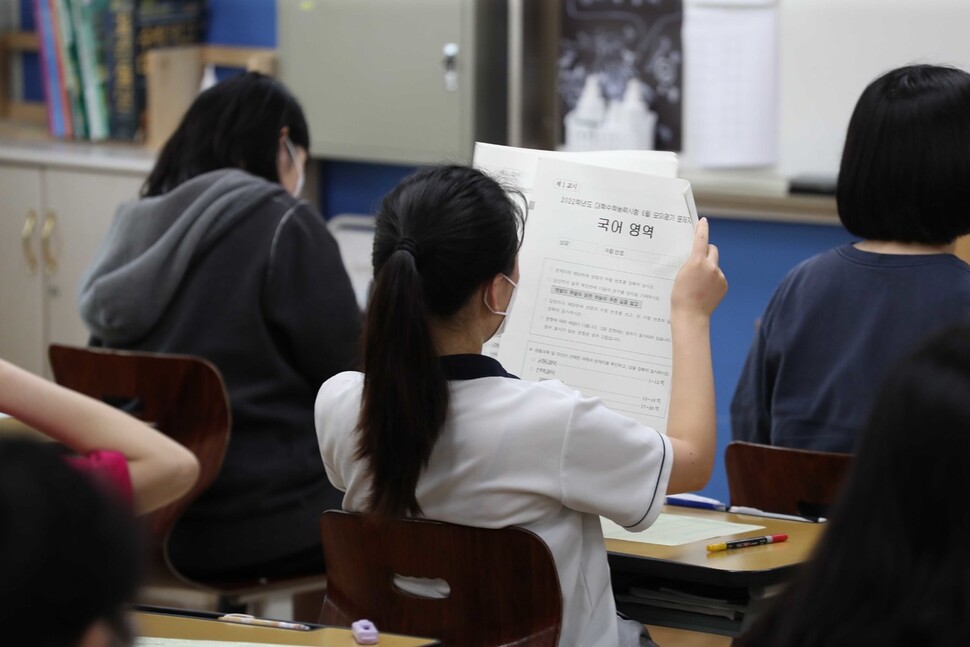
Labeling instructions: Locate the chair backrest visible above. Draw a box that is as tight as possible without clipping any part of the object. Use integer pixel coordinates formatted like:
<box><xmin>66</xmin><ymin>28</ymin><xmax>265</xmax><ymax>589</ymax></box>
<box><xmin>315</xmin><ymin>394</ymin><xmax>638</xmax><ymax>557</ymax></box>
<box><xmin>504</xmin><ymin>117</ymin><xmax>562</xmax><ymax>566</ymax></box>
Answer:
<box><xmin>319</xmin><ymin>510</ymin><xmax>563</xmax><ymax>647</ymax></box>
<box><xmin>47</xmin><ymin>344</ymin><xmax>231</xmax><ymax>552</ymax></box>
<box><xmin>725</xmin><ymin>441</ymin><xmax>853</xmax><ymax>519</ymax></box>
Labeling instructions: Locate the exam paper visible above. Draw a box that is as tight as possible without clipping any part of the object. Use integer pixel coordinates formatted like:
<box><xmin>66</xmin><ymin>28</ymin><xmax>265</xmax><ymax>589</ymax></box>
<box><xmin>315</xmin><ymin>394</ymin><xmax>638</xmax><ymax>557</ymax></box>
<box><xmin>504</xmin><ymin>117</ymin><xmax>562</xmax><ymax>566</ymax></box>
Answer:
<box><xmin>473</xmin><ymin>143</ymin><xmax>679</xmax><ymax>361</ymax></box>
<box><xmin>491</xmin><ymin>156</ymin><xmax>696</xmax><ymax>431</ymax></box>
<box><xmin>137</xmin><ymin>639</ymin><xmax>274</xmax><ymax>647</ymax></box>
<box><xmin>601</xmin><ymin>513</ymin><xmax>764</xmax><ymax>546</ymax></box>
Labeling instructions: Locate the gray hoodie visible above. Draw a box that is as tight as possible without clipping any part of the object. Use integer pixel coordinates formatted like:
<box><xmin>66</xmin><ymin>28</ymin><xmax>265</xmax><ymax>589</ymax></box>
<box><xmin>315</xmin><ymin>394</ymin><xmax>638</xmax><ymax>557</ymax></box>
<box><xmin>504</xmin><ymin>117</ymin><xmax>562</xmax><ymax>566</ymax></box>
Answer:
<box><xmin>79</xmin><ymin>168</ymin><xmax>287</xmax><ymax>344</ymax></box>
<box><xmin>77</xmin><ymin>167</ymin><xmax>362</xmax><ymax>578</ymax></box>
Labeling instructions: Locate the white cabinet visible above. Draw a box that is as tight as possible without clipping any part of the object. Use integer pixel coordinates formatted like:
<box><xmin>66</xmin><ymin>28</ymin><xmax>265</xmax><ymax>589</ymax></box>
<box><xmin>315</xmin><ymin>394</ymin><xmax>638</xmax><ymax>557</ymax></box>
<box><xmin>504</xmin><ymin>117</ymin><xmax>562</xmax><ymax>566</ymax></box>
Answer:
<box><xmin>0</xmin><ymin>165</ymin><xmax>44</xmax><ymax>375</ymax></box>
<box><xmin>278</xmin><ymin>0</ymin><xmax>509</xmax><ymax>164</ymax></box>
<box><xmin>0</xmin><ymin>149</ymin><xmax>150</xmax><ymax>376</ymax></box>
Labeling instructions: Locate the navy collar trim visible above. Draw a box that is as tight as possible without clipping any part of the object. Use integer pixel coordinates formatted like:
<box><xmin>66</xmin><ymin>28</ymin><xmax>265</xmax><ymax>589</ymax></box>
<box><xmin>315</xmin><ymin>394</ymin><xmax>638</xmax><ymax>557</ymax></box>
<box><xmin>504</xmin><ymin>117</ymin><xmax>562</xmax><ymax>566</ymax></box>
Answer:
<box><xmin>440</xmin><ymin>354</ymin><xmax>519</xmax><ymax>380</ymax></box>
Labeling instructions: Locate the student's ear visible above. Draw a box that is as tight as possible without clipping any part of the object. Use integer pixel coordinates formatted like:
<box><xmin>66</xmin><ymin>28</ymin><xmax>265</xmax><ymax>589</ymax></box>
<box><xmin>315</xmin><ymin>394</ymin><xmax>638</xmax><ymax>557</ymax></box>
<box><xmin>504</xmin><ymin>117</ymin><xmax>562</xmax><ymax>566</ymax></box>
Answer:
<box><xmin>77</xmin><ymin>620</ymin><xmax>116</xmax><ymax>647</ymax></box>
<box><xmin>483</xmin><ymin>273</ymin><xmax>509</xmax><ymax>313</ymax></box>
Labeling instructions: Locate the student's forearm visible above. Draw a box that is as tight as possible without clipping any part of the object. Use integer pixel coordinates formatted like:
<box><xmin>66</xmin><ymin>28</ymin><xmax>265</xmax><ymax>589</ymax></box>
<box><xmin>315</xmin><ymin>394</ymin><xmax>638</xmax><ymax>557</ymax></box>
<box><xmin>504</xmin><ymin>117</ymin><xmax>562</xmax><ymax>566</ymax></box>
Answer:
<box><xmin>0</xmin><ymin>360</ymin><xmax>199</xmax><ymax>513</ymax></box>
<box><xmin>665</xmin><ymin>310</ymin><xmax>716</xmax><ymax>493</ymax></box>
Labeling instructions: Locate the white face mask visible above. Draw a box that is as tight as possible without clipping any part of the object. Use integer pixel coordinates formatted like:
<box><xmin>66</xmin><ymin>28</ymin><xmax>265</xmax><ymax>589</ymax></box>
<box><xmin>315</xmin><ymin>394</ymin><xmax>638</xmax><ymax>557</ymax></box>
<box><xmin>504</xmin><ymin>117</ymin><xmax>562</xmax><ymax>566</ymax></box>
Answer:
<box><xmin>284</xmin><ymin>137</ymin><xmax>305</xmax><ymax>197</ymax></box>
<box><xmin>484</xmin><ymin>273</ymin><xmax>518</xmax><ymax>338</ymax></box>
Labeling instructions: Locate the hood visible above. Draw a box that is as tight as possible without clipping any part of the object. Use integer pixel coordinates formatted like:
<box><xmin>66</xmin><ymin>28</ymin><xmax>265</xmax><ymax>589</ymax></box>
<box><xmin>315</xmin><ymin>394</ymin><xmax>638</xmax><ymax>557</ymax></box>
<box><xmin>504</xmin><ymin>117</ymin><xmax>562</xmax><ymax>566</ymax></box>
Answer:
<box><xmin>78</xmin><ymin>168</ymin><xmax>288</xmax><ymax>344</ymax></box>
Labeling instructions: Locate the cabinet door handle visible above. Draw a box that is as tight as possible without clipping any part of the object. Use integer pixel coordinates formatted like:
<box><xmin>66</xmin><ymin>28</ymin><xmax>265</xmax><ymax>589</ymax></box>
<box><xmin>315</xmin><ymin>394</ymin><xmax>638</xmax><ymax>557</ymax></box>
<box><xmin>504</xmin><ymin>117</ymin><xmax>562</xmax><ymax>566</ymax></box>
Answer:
<box><xmin>442</xmin><ymin>42</ymin><xmax>459</xmax><ymax>92</ymax></box>
<box><xmin>40</xmin><ymin>210</ymin><xmax>58</xmax><ymax>276</ymax></box>
<box><xmin>21</xmin><ymin>209</ymin><xmax>38</xmax><ymax>274</ymax></box>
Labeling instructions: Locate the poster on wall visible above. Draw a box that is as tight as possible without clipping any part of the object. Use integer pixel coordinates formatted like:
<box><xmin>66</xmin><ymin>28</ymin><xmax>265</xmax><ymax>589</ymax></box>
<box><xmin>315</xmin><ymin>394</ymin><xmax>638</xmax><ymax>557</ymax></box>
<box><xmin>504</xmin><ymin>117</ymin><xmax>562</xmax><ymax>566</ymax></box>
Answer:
<box><xmin>558</xmin><ymin>0</ymin><xmax>684</xmax><ymax>153</ymax></box>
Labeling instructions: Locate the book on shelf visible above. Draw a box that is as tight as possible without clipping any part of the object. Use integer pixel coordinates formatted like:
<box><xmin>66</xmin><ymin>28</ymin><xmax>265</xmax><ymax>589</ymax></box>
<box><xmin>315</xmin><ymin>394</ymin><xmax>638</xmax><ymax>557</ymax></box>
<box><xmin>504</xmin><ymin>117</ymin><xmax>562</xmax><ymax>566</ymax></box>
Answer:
<box><xmin>104</xmin><ymin>0</ymin><xmax>205</xmax><ymax>141</ymax></box>
<box><xmin>34</xmin><ymin>0</ymin><xmax>70</xmax><ymax>137</ymax></box>
<box><xmin>473</xmin><ymin>143</ymin><xmax>696</xmax><ymax>433</ymax></box>
<box><xmin>70</xmin><ymin>0</ymin><xmax>110</xmax><ymax>140</ymax></box>
<box><xmin>54</xmin><ymin>0</ymin><xmax>88</xmax><ymax>139</ymax></box>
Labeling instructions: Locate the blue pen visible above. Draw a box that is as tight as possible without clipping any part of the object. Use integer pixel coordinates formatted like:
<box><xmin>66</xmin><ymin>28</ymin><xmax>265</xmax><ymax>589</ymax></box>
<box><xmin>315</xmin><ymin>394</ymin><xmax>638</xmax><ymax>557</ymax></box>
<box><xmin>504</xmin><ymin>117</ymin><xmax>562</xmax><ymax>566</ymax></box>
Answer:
<box><xmin>665</xmin><ymin>495</ymin><xmax>727</xmax><ymax>511</ymax></box>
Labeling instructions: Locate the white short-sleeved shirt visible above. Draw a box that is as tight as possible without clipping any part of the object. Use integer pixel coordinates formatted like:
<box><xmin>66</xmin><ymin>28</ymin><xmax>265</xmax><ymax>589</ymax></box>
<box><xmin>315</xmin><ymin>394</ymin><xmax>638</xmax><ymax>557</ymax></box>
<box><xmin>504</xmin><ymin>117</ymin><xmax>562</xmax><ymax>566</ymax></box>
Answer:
<box><xmin>315</xmin><ymin>355</ymin><xmax>673</xmax><ymax>647</ymax></box>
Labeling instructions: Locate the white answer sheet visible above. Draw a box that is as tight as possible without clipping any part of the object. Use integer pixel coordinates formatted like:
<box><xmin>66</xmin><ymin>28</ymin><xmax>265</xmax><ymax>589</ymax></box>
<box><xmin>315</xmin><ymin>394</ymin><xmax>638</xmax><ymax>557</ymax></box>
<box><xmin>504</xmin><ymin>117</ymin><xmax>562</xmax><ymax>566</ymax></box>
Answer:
<box><xmin>601</xmin><ymin>513</ymin><xmax>765</xmax><ymax>547</ymax></box>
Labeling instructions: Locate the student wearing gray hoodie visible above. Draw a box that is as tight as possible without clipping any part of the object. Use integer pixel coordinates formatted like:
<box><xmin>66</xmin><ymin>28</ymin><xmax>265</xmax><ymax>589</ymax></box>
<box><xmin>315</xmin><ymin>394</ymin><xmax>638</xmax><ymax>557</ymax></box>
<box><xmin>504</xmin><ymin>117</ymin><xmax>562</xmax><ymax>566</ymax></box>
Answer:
<box><xmin>79</xmin><ymin>73</ymin><xmax>362</xmax><ymax>582</ymax></box>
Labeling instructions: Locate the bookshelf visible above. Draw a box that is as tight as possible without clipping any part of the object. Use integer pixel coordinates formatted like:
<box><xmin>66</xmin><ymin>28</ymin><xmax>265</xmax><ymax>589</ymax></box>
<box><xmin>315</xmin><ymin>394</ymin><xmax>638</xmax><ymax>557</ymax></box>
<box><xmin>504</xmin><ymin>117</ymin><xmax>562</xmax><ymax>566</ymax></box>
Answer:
<box><xmin>0</xmin><ymin>29</ymin><xmax>275</xmax><ymax>149</ymax></box>
<box><xmin>0</xmin><ymin>30</ymin><xmax>44</xmax><ymax>124</ymax></box>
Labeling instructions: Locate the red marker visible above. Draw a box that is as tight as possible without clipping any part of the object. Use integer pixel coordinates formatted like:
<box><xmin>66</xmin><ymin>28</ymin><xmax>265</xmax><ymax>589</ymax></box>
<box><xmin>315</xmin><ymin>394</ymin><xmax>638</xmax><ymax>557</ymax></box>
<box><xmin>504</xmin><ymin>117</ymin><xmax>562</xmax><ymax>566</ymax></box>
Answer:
<box><xmin>707</xmin><ymin>533</ymin><xmax>788</xmax><ymax>552</ymax></box>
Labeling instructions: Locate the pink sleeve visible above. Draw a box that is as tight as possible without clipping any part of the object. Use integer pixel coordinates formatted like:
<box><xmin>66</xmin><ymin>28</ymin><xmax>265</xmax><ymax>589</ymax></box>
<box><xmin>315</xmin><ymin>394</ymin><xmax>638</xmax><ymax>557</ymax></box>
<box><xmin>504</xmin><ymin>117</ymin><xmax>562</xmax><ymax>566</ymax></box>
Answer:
<box><xmin>65</xmin><ymin>450</ymin><xmax>134</xmax><ymax>507</ymax></box>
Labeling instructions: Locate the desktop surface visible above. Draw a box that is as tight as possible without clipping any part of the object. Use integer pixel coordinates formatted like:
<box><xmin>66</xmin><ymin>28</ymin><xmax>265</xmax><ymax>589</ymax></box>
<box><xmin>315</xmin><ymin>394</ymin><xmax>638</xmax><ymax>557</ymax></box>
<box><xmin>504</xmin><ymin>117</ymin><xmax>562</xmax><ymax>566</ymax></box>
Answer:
<box><xmin>606</xmin><ymin>506</ymin><xmax>826</xmax><ymax>635</ymax></box>
<box><xmin>606</xmin><ymin>506</ymin><xmax>825</xmax><ymax>587</ymax></box>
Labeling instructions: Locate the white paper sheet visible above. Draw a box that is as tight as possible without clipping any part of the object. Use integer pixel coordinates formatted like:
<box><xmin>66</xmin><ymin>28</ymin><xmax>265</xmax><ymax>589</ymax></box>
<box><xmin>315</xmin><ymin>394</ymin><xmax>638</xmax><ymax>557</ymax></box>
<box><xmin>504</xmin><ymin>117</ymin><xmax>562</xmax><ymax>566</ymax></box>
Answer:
<box><xmin>481</xmin><ymin>152</ymin><xmax>696</xmax><ymax>431</ymax></box>
<box><xmin>137</xmin><ymin>639</ymin><xmax>274</xmax><ymax>647</ymax></box>
<box><xmin>684</xmin><ymin>0</ymin><xmax>779</xmax><ymax>167</ymax></box>
<box><xmin>601</xmin><ymin>513</ymin><xmax>765</xmax><ymax>546</ymax></box>
<box><xmin>475</xmin><ymin>144</ymin><xmax>681</xmax><ymax>362</ymax></box>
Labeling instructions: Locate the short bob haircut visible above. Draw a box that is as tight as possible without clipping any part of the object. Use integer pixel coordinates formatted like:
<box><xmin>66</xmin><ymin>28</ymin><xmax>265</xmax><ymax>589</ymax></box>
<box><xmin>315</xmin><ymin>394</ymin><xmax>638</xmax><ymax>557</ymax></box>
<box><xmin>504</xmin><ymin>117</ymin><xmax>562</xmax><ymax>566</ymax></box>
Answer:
<box><xmin>143</xmin><ymin>71</ymin><xmax>309</xmax><ymax>197</ymax></box>
<box><xmin>837</xmin><ymin>64</ymin><xmax>970</xmax><ymax>244</ymax></box>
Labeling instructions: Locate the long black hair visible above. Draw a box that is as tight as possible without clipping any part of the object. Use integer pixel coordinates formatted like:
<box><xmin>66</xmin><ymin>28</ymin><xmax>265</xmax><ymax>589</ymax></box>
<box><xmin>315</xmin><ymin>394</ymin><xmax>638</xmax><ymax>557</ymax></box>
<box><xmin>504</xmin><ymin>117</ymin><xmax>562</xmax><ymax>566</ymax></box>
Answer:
<box><xmin>356</xmin><ymin>165</ymin><xmax>524</xmax><ymax>517</ymax></box>
<box><xmin>736</xmin><ymin>325</ymin><xmax>970</xmax><ymax>646</ymax></box>
<box><xmin>143</xmin><ymin>71</ymin><xmax>309</xmax><ymax>197</ymax></box>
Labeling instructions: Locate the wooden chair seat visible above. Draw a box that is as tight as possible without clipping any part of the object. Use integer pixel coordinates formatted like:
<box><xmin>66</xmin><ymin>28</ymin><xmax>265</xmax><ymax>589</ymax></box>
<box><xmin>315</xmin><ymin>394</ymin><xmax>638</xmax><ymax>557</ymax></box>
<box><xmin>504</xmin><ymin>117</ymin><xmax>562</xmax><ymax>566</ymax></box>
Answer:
<box><xmin>724</xmin><ymin>441</ymin><xmax>853</xmax><ymax>519</ymax></box>
<box><xmin>319</xmin><ymin>510</ymin><xmax>563</xmax><ymax>647</ymax></box>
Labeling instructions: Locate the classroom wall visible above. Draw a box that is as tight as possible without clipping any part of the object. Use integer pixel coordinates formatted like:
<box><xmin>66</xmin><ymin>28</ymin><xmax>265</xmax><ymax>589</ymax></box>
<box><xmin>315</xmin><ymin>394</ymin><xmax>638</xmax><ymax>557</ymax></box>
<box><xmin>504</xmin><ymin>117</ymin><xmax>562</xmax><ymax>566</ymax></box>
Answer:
<box><xmin>706</xmin><ymin>219</ymin><xmax>849</xmax><ymax>501</ymax></box>
<box><xmin>17</xmin><ymin>0</ymin><xmax>854</xmax><ymax>502</ymax></box>
<box><xmin>778</xmin><ymin>0</ymin><xmax>970</xmax><ymax>177</ymax></box>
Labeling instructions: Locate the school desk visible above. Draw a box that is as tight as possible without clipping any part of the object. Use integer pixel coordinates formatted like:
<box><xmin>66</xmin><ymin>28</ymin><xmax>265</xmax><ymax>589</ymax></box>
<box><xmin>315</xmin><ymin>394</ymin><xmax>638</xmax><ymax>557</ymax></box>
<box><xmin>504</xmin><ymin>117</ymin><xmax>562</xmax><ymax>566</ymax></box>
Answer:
<box><xmin>133</xmin><ymin>608</ymin><xmax>441</xmax><ymax>646</ymax></box>
<box><xmin>605</xmin><ymin>506</ymin><xmax>826</xmax><ymax>637</ymax></box>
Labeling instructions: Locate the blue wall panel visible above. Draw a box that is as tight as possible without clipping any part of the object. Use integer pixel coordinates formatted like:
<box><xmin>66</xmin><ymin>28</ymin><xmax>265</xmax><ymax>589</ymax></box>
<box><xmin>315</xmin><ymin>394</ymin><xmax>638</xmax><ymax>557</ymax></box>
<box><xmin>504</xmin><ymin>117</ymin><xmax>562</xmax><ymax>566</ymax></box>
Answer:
<box><xmin>320</xmin><ymin>161</ymin><xmax>417</xmax><ymax>219</ymax></box>
<box><xmin>702</xmin><ymin>218</ymin><xmax>850</xmax><ymax>501</ymax></box>
<box><xmin>205</xmin><ymin>0</ymin><xmax>276</xmax><ymax>47</ymax></box>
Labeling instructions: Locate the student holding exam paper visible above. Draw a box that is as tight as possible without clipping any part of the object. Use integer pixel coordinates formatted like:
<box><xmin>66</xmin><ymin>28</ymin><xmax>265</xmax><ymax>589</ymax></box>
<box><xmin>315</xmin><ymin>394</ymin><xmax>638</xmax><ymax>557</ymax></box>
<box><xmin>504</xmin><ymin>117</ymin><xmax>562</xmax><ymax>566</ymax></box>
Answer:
<box><xmin>316</xmin><ymin>165</ymin><xmax>727</xmax><ymax>647</ymax></box>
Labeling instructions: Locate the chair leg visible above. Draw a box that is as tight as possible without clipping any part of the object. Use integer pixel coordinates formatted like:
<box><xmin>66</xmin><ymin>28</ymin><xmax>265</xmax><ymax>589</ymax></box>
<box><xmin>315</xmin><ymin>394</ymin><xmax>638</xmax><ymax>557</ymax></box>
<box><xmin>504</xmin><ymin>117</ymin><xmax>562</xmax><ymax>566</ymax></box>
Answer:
<box><xmin>292</xmin><ymin>588</ymin><xmax>328</xmax><ymax>624</ymax></box>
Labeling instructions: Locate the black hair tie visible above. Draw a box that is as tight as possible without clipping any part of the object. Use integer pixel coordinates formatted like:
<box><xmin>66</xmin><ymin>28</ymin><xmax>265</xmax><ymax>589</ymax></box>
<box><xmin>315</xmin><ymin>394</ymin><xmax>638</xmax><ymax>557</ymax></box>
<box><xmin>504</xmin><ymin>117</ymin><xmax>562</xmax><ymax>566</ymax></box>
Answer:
<box><xmin>396</xmin><ymin>237</ymin><xmax>419</xmax><ymax>258</ymax></box>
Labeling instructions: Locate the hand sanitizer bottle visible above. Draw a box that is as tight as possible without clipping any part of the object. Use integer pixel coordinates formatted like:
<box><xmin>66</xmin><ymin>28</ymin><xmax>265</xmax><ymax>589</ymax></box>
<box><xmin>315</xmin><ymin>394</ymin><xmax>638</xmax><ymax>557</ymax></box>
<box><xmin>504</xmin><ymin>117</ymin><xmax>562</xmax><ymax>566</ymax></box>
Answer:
<box><xmin>598</xmin><ymin>99</ymin><xmax>623</xmax><ymax>150</ymax></box>
<box><xmin>564</xmin><ymin>74</ymin><xmax>605</xmax><ymax>151</ymax></box>
<box><xmin>620</xmin><ymin>78</ymin><xmax>657</xmax><ymax>150</ymax></box>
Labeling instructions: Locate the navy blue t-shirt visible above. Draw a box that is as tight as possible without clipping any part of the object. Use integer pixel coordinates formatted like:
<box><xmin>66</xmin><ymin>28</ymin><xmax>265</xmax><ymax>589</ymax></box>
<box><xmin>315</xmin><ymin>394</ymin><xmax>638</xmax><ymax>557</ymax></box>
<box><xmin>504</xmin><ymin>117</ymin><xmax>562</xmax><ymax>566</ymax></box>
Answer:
<box><xmin>731</xmin><ymin>244</ymin><xmax>970</xmax><ymax>452</ymax></box>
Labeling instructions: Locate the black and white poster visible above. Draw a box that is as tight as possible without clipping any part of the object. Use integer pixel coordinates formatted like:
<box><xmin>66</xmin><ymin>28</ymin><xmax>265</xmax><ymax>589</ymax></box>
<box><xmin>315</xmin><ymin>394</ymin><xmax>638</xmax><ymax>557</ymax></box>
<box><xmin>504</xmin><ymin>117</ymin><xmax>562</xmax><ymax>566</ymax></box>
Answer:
<box><xmin>558</xmin><ymin>0</ymin><xmax>684</xmax><ymax>152</ymax></box>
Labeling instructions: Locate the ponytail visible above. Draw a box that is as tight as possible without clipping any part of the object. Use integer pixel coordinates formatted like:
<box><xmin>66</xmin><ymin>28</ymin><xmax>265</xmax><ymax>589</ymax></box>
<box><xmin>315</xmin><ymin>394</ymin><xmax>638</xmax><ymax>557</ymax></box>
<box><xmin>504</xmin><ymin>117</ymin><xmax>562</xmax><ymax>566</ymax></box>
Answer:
<box><xmin>357</xmin><ymin>247</ymin><xmax>448</xmax><ymax>517</ymax></box>
<box><xmin>355</xmin><ymin>165</ymin><xmax>525</xmax><ymax>518</ymax></box>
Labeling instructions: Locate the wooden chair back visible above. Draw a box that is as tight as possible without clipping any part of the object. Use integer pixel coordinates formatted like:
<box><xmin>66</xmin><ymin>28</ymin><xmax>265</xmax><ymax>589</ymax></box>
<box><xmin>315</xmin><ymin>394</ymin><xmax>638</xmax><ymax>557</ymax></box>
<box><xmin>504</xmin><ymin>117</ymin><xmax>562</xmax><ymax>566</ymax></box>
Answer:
<box><xmin>319</xmin><ymin>510</ymin><xmax>563</xmax><ymax>647</ymax></box>
<box><xmin>725</xmin><ymin>441</ymin><xmax>853</xmax><ymax>519</ymax></box>
<box><xmin>47</xmin><ymin>344</ymin><xmax>230</xmax><ymax>554</ymax></box>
